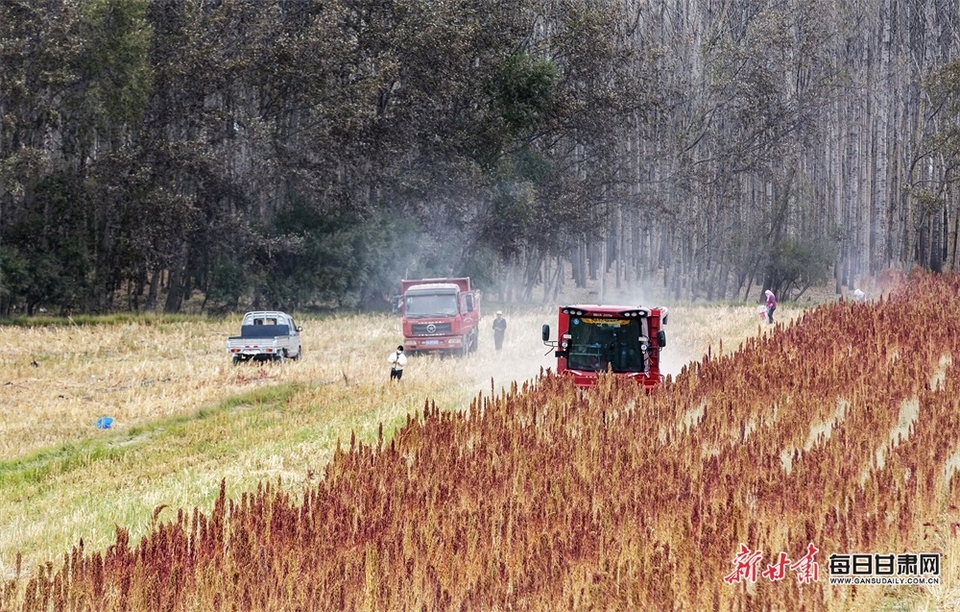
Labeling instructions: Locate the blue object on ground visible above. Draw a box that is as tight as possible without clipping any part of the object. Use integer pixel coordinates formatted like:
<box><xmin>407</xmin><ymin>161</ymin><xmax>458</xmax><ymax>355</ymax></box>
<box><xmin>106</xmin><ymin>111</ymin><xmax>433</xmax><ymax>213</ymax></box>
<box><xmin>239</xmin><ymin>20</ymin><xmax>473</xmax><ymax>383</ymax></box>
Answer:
<box><xmin>95</xmin><ymin>416</ymin><xmax>114</xmax><ymax>429</ymax></box>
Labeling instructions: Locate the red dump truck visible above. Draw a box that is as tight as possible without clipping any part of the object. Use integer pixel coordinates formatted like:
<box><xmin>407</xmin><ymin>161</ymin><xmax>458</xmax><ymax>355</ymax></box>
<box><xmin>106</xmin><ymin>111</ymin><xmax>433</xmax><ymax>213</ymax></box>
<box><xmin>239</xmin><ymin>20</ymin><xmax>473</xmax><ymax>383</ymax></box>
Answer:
<box><xmin>400</xmin><ymin>277</ymin><xmax>481</xmax><ymax>356</ymax></box>
<box><xmin>542</xmin><ymin>304</ymin><xmax>668</xmax><ymax>389</ymax></box>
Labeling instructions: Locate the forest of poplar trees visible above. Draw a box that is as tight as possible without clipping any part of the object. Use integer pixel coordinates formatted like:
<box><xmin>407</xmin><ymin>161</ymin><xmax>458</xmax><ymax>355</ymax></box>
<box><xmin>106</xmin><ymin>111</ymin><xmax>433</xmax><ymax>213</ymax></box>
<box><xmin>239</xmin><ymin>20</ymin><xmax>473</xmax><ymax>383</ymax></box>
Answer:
<box><xmin>2</xmin><ymin>0</ymin><xmax>960</xmax><ymax>315</ymax></box>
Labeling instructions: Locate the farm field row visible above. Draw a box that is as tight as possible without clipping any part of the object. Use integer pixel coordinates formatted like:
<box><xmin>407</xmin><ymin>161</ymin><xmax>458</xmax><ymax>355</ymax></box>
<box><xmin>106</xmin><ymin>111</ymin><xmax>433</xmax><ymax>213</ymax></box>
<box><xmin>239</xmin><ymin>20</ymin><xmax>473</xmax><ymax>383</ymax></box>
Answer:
<box><xmin>0</xmin><ymin>301</ymin><xmax>783</xmax><ymax>580</ymax></box>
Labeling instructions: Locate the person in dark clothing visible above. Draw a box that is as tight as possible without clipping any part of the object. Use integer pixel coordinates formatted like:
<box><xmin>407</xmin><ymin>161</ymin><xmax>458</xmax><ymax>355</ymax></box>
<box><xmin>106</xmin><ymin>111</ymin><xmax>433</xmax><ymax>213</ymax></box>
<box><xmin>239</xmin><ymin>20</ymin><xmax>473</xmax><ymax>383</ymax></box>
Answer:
<box><xmin>492</xmin><ymin>311</ymin><xmax>507</xmax><ymax>351</ymax></box>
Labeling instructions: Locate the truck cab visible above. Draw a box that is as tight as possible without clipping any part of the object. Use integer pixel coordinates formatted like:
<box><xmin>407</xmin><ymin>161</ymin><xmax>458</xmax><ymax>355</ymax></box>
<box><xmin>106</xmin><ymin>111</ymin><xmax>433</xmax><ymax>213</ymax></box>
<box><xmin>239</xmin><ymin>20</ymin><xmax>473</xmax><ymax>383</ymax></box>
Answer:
<box><xmin>400</xmin><ymin>277</ymin><xmax>480</xmax><ymax>356</ymax></box>
<box><xmin>542</xmin><ymin>305</ymin><xmax>668</xmax><ymax>389</ymax></box>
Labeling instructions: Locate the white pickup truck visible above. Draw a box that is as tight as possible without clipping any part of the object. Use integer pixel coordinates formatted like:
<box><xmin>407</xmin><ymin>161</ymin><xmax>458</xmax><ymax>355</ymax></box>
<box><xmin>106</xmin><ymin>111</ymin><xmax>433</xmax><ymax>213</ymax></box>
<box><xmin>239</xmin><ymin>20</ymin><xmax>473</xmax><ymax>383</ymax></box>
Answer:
<box><xmin>226</xmin><ymin>311</ymin><xmax>303</xmax><ymax>364</ymax></box>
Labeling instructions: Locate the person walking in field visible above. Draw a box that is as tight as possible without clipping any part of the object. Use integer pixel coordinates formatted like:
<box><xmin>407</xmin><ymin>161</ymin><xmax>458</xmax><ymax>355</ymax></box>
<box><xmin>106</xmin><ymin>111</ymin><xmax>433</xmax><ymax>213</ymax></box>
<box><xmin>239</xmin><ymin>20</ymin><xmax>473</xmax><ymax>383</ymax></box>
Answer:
<box><xmin>765</xmin><ymin>289</ymin><xmax>777</xmax><ymax>324</ymax></box>
<box><xmin>492</xmin><ymin>311</ymin><xmax>507</xmax><ymax>351</ymax></box>
<box><xmin>388</xmin><ymin>345</ymin><xmax>407</xmax><ymax>380</ymax></box>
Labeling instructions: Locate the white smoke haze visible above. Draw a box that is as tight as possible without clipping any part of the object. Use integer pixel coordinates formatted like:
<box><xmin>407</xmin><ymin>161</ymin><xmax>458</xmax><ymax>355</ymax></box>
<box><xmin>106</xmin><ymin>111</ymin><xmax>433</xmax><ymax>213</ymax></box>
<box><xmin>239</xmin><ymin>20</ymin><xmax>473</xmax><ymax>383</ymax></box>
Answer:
<box><xmin>392</xmin><ymin>258</ymin><xmax>807</xmax><ymax>397</ymax></box>
<box><xmin>474</xmin><ymin>267</ymin><xmax>795</xmax><ymax>387</ymax></box>
<box><xmin>473</xmin><ymin>270</ymin><xmax>676</xmax><ymax>389</ymax></box>
<box><xmin>470</xmin><ymin>306</ymin><xmax>556</xmax><ymax>392</ymax></box>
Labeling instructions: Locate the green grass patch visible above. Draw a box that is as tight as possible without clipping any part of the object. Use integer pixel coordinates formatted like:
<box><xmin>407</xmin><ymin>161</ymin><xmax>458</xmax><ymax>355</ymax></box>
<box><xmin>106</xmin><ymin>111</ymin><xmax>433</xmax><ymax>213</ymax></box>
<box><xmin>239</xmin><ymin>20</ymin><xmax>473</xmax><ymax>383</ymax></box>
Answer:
<box><xmin>0</xmin><ymin>383</ymin><xmax>302</xmax><ymax>490</ymax></box>
<box><xmin>0</xmin><ymin>375</ymin><xmax>434</xmax><ymax>573</ymax></box>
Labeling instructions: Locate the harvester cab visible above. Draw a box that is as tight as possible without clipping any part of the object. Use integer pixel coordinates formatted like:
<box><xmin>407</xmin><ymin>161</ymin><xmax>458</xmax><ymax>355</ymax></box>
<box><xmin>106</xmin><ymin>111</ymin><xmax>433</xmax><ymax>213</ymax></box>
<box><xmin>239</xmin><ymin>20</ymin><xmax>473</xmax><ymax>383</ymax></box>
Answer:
<box><xmin>542</xmin><ymin>304</ymin><xmax>668</xmax><ymax>389</ymax></box>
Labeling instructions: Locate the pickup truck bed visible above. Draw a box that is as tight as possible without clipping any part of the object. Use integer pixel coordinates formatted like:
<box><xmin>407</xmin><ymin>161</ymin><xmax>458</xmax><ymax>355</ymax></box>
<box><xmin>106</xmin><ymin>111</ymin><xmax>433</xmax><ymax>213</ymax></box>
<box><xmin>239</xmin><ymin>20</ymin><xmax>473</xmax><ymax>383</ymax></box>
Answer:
<box><xmin>234</xmin><ymin>324</ymin><xmax>290</xmax><ymax>339</ymax></box>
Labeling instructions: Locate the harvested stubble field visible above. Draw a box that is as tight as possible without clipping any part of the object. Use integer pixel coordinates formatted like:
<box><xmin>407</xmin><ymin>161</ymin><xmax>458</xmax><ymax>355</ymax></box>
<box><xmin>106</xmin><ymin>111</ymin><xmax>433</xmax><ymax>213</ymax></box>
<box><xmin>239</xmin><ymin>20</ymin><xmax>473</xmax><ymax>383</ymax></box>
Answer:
<box><xmin>1</xmin><ymin>300</ymin><xmax>753</xmax><ymax>577</ymax></box>
<box><xmin>5</xmin><ymin>280</ymin><xmax>956</xmax><ymax>611</ymax></box>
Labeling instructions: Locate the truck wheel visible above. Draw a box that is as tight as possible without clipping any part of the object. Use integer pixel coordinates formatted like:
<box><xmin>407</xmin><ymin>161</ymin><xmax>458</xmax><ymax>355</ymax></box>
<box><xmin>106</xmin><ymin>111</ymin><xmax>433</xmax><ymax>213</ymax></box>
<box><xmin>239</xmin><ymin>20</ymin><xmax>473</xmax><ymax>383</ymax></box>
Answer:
<box><xmin>276</xmin><ymin>352</ymin><xmax>285</xmax><ymax>364</ymax></box>
<box><xmin>233</xmin><ymin>355</ymin><xmax>241</xmax><ymax>365</ymax></box>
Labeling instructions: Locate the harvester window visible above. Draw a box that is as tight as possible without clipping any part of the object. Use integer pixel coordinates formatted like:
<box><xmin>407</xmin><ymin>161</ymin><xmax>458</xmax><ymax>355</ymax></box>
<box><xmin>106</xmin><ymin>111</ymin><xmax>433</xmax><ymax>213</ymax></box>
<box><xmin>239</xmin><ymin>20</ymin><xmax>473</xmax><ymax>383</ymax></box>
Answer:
<box><xmin>565</xmin><ymin>318</ymin><xmax>647</xmax><ymax>373</ymax></box>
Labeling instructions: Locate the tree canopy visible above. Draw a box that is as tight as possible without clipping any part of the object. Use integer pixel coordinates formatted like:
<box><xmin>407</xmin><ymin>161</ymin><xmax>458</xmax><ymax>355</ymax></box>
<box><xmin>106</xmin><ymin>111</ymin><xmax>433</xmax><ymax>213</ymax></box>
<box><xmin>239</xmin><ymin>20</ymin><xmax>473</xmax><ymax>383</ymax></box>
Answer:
<box><xmin>2</xmin><ymin>0</ymin><xmax>960</xmax><ymax>314</ymax></box>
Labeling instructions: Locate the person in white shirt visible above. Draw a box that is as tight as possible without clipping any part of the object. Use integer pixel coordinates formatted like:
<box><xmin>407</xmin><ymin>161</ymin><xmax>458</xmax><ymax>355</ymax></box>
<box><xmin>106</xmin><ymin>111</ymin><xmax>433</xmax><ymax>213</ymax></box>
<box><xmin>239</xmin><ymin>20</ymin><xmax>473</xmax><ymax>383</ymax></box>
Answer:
<box><xmin>388</xmin><ymin>345</ymin><xmax>407</xmax><ymax>380</ymax></box>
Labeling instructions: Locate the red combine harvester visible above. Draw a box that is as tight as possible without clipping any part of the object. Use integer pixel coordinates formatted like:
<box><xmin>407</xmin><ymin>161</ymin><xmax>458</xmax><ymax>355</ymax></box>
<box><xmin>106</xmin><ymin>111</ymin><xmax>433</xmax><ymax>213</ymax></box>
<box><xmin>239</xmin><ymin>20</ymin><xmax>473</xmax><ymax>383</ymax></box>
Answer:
<box><xmin>400</xmin><ymin>277</ymin><xmax>481</xmax><ymax>356</ymax></box>
<box><xmin>542</xmin><ymin>304</ymin><xmax>668</xmax><ymax>389</ymax></box>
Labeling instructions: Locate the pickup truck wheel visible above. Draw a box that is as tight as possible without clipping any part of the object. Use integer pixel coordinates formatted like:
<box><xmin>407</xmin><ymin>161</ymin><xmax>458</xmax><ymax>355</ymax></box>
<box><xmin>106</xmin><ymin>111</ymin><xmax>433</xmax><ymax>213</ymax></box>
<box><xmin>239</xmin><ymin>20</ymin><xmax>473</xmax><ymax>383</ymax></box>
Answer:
<box><xmin>276</xmin><ymin>352</ymin><xmax>286</xmax><ymax>364</ymax></box>
<box><xmin>232</xmin><ymin>355</ymin><xmax>241</xmax><ymax>365</ymax></box>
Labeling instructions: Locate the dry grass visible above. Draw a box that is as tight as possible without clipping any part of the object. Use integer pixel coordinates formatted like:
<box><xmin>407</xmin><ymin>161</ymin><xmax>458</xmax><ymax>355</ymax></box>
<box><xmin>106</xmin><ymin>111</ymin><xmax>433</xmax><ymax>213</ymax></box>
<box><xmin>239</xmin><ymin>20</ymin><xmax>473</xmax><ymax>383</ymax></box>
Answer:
<box><xmin>0</xmin><ymin>300</ymin><xmax>802</xmax><ymax>586</ymax></box>
<box><xmin>5</xmin><ymin>272</ymin><xmax>960</xmax><ymax>611</ymax></box>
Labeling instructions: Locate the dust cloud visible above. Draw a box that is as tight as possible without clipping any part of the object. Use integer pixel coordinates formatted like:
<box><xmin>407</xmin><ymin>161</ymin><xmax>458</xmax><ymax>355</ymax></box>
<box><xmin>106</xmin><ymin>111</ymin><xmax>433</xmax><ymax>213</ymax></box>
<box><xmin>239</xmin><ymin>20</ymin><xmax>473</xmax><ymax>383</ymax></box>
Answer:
<box><xmin>465</xmin><ymin>273</ymin><xmax>691</xmax><ymax>391</ymax></box>
<box><xmin>430</xmin><ymin>307</ymin><xmax>556</xmax><ymax>396</ymax></box>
